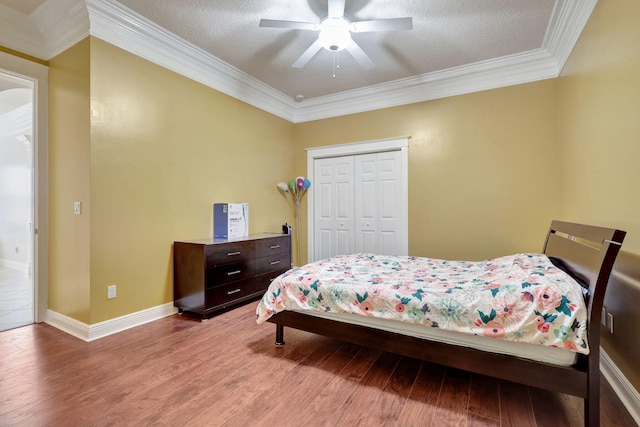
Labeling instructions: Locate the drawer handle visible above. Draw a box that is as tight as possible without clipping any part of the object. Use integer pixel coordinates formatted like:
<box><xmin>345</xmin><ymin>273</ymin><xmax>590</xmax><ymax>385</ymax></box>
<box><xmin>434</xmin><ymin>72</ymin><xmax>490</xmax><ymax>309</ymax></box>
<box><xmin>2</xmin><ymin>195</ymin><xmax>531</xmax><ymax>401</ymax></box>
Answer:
<box><xmin>227</xmin><ymin>251</ymin><xmax>241</xmax><ymax>256</ymax></box>
<box><xmin>227</xmin><ymin>288</ymin><xmax>241</xmax><ymax>295</ymax></box>
<box><xmin>269</xmin><ymin>260</ymin><xmax>281</xmax><ymax>265</ymax></box>
<box><xmin>269</xmin><ymin>245</ymin><xmax>280</xmax><ymax>249</ymax></box>
<box><xmin>226</xmin><ymin>270</ymin><xmax>242</xmax><ymax>276</ymax></box>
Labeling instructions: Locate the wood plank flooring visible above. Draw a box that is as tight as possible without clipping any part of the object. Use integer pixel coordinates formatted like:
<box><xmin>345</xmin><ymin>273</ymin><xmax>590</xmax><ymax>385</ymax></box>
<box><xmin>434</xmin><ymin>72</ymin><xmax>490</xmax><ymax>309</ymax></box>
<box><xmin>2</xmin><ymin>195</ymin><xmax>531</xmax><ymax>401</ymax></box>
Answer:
<box><xmin>0</xmin><ymin>301</ymin><xmax>636</xmax><ymax>426</ymax></box>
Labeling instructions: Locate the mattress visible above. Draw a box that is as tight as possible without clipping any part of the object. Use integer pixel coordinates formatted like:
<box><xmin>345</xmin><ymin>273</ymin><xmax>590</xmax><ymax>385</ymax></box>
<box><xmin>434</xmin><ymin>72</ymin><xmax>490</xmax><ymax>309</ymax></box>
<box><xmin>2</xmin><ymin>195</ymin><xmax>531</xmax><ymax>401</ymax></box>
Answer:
<box><xmin>300</xmin><ymin>310</ymin><xmax>578</xmax><ymax>366</ymax></box>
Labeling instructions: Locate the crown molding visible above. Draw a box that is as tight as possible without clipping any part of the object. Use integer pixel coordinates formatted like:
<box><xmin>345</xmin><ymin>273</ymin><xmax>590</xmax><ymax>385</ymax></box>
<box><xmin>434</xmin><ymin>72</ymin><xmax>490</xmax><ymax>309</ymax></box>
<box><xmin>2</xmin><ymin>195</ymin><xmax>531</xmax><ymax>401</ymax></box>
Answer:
<box><xmin>1</xmin><ymin>0</ymin><xmax>597</xmax><ymax>123</ymax></box>
<box><xmin>0</xmin><ymin>0</ymin><xmax>87</xmax><ymax>60</ymax></box>
<box><xmin>0</xmin><ymin>3</ymin><xmax>47</xmax><ymax>59</ymax></box>
<box><xmin>292</xmin><ymin>48</ymin><xmax>560</xmax><ymax>122</ymax></box>
<box><xmin>542</xmin><ymin>0</ymin><xmax>598</xmax><ymax>72</ymax></box>
<box><xmin>86</xmin><ymin>0</ymin><xmax>296</xmax><ymax>122</ymax></box>
<box><xmin>32</xmin><ymin>0</ymin><xmax>89</xmax><ymax>59</ymax></box>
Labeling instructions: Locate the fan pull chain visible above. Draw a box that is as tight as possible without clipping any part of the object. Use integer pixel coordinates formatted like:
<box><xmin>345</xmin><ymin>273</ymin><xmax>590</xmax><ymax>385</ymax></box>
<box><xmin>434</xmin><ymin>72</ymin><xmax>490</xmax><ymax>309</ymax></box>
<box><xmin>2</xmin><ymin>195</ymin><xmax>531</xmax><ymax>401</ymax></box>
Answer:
<box><xmin>333</xmin><ymin>53</ymin><xmax>336</xmax><ymax>77</ymax></box>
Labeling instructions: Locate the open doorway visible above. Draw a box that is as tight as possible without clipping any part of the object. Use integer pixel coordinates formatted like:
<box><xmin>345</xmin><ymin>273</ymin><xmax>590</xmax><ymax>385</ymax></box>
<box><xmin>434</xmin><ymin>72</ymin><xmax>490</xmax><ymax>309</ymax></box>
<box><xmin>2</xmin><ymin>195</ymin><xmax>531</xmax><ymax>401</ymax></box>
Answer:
<box><xmin>0</xmin><ymin>73</ymin><xmax>35</xmax><ymax>331</ymax></box>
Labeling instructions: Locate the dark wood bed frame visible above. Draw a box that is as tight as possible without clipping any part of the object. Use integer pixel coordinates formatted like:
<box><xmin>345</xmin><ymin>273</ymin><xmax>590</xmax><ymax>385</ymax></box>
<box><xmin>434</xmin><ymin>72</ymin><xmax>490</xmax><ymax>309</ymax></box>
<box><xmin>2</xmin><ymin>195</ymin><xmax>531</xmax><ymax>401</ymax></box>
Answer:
<box><xmin>267</xmin><ymin>220</ymin><xmax>626</xmax><ymax>427</ymax></box>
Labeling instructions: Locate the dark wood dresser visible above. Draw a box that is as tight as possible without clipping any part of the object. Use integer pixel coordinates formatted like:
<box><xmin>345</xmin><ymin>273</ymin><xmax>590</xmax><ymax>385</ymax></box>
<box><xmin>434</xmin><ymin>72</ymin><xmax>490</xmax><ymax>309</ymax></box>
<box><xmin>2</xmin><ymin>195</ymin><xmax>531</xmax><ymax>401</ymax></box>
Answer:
<box><xmin>173</xmin><ymin>233</ymin><xmax>291</xmax><ymax>319</ymax></box>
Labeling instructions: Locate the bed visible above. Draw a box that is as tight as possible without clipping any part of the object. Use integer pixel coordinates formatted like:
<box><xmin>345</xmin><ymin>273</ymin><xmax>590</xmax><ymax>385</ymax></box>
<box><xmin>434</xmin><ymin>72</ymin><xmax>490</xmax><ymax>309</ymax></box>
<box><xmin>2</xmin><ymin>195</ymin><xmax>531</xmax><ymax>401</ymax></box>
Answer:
<box><xmin>255</xmin><ymin>220</ymin><xmax>625</xmax><ymax>427</ymax></box>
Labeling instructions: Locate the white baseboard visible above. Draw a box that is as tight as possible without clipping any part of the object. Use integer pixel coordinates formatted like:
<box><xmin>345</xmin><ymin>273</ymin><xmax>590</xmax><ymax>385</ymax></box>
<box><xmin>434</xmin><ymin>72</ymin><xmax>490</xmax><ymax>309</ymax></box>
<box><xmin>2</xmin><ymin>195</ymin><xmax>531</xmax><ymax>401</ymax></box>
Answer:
<box><xmin>601</xmin><ymin>348</ymin><xmax>640</xmax><ymax>425</ymax></box>
<box><xmin>45</xmin><ymin>302</ymin><xmax>178</xmax><ymax>341</ymax></box>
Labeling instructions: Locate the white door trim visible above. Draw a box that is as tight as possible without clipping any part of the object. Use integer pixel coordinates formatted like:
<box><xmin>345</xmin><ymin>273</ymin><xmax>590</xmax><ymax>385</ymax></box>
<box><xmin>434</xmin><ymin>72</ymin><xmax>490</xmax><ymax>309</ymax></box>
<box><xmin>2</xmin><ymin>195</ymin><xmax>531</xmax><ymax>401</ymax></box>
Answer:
<box><xmin>0</xmin><ymin>52</ymin><xmax>49</xmax><ymax>323</ymax></box>
<box><xmin>306</xmin><ymin>136</ymin><xmax>409</xmax><ymax>263</ymax></box>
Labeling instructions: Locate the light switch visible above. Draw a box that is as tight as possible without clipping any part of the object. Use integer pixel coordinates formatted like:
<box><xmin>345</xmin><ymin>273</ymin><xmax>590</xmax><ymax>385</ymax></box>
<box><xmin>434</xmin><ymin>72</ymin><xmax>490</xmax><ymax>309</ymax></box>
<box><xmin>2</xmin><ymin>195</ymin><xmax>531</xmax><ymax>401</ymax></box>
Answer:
<box><xmin>74</xmin><ymin>201</ymin><xmax>81</xmax><ymax>215</ymax></box>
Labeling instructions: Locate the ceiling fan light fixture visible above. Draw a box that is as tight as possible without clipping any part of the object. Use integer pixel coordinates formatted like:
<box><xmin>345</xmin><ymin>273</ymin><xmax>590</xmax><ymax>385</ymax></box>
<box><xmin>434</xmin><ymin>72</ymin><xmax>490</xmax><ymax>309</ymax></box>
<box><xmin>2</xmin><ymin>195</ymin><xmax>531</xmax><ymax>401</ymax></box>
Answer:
<box><xmin>319</xmin><ymin>17</ymin><xmax>351</xmax><ymax>52</ymax></box>
<box><xmin>260</xmin><ymin>1</ymin><xmax>412</xmax><ymax>70</ymax></box>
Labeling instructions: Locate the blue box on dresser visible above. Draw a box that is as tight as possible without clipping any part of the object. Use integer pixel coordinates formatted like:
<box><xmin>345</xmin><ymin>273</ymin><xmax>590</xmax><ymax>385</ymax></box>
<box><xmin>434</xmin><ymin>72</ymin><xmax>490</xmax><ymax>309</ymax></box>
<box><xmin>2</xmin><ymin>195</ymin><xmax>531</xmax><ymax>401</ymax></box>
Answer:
<box><xmin>213</xmin><ymin>203</ymin><xmax>249</xmax><ymax>238</ymax></box>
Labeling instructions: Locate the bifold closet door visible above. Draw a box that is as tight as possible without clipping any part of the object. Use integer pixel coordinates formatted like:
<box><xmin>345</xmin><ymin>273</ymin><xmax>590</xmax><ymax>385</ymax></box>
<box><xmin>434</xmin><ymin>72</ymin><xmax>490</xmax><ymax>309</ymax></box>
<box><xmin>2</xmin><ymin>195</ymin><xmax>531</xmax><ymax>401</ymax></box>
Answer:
<box><xmin>354</xmin><ymin>151</ymin><xmax>403</xmax><ymax>255</ymax></box>
<box><xmin>314</xmin><ymin>156</ymin><xmax>355</xmax><ymax>260</ymax></box>
<box><xmin>314</xmin><ymin>150</ymin><xmax>403</xmax><ymax>259</ymax></box>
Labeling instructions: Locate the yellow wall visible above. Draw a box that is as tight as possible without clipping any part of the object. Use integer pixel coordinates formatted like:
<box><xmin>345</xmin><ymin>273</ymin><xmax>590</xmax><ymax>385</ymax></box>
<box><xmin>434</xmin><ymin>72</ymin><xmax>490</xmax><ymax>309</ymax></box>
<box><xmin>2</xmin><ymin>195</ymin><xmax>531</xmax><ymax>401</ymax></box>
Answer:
<box><xmin>558</xmin><ymin>0</ymin><xmax>640</xmax><ymax>254</ymax></box>
<box><xmin>47</xmin><ymin>38</ymin><xmax>295</xmax><ymax>324</ymax></box>
<box><xmin>295</xmin><ymin>80</ymin><xmax>560</xmax><ymax>262</ymax></box>
<box><xmin>48</xmin><ymin>38</ymin><xmax>91</xmax><ymax>323</ymax></box>
<box><xmin>557</xmin><ymin>0</ymin><xmax>640</xmax><ymax>394</ymax></box>
<box><xmin>87</xmin><ymin>39</ymin><xmax>295</xmax><ymax>323</ymax></box>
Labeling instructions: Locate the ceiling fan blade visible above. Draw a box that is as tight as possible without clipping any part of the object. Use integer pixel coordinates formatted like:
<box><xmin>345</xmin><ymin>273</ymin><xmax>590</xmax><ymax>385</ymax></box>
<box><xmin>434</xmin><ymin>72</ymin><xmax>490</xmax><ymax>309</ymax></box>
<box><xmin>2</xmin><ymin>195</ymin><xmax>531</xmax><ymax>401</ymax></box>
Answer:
<box><xmin>328</xmin><ymin>0</ymin><xmax>346</xmax><ymax>18</ymax></box>
<box><xmin>350</xmin><ymin>17</ymin><xmax>413</xmax><ymax>33</ymax></box>
<box><xmin>344</xmin><ymin>38</ymin><xmax>375</xmax><ymax>70</ymax></box>
<box><xmin>259</xmin><ymin>19</ymin><xmax>318</xmax><ymax>31</ymax></box>
<box><xmin>292</xmin><ymin>39</ymin><xmax>324</xmax><ymax>68</ymax></box>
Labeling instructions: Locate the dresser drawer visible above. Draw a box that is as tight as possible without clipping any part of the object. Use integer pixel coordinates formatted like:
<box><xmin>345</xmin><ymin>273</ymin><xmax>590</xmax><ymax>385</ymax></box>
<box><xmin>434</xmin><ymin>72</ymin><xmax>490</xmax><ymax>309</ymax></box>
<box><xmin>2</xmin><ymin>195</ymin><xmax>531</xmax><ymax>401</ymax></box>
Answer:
<box><xmin>255</xmin><ymin>252</ymin><xmax>291</xmax><ymax>276</ymax></box>
<box><xmin>206</xmin><ymin>279</ymin><xmax>256</xmax><ymax>308</ymax></box>
<box><xmin>255</xmin><ymin>235</ymin><xmax>291</xmax><ymax>257</ymax></box>
<box><xmin>253</xmin><ymin>270</ymin><xmax>287</xmax><ymax>295</ymax></box>
<box><xmin>206</xmin><ymin>260</ymin><xmax>255</xmax><ymax>287</ymax></box>
<box><xmin>206</xmin><ymin>241</ymin><xmax>255</xmax><ymax>266</ymax></box>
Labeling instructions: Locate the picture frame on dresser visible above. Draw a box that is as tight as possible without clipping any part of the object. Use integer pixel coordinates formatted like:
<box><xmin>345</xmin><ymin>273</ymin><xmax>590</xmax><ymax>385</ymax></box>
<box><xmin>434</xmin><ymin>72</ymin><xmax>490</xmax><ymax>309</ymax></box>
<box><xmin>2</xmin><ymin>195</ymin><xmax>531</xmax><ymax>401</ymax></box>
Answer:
<box><xmin>173</xmin><ymin>233</ymin><xmax>292</xmax><ymax>319</ymax></box>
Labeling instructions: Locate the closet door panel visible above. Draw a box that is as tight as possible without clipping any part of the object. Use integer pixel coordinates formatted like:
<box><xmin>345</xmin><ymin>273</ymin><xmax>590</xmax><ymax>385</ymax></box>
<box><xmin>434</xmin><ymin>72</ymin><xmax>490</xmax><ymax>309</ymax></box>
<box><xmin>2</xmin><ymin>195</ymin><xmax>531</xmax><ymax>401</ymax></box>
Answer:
<box><xmin>336</xmin><ymin>229</ymin><xmax>351</xmax><ymax>255</ymax></box>
<box><xmin>316</xmin><ymin>229</ymin><xmax>331</xmax><ymax>260</ymax></box>
<box><xmin>357</xmin><ymin>230</ymin><xmax>376</xmax><ymax>253</ymax></box>
<box><xmin>314</xmin><ymin>156</ymin><xmax>354</xmax><ymax>259</ymax></box>
<box><xmin>334</xmin><ymin>156</ymin><xmax>354</xmax><ymax>256</ymax></box>
<box><xmin>379</xmin><ymin>231</ymin><xmax>398</xmax><ymax>256</ymax></box>
<box><xmin>315</xmin><ymin>159</ymin><xmax>335</xmax><ymax>260</ymax></box>
<box><xmin>355</xmin><ymin>153</ymin><xmax>377</xmax><ymax>253</ymax></box>
<box><xmin>376</xmin><ymin>151</ymin><xmax>402</xmax><ymax>255</ymax></box>
<box><xmin>336</xmin><ymin>181</ymin><xmax>351</xmax><ymax>219</ymax></box>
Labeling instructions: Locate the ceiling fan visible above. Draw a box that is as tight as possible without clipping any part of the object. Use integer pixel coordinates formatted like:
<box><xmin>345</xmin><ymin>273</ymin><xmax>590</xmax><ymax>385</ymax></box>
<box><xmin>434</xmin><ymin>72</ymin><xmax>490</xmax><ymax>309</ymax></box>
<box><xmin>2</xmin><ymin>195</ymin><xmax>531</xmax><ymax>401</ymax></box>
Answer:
<box><xmin>259</xmin><ymin>0</ymin><xmax>413</xmax><ymax>70</ymax></box>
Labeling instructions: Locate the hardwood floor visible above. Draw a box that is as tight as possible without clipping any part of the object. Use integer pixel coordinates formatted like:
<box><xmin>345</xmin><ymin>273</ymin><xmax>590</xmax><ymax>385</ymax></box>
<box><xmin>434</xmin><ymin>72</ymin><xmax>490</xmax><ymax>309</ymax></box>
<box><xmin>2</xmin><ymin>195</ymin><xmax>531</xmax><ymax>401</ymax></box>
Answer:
<box><xmin>0</xmin><ymin>301</ymin><xmax>636</xmax><ymax>426</ymax></box>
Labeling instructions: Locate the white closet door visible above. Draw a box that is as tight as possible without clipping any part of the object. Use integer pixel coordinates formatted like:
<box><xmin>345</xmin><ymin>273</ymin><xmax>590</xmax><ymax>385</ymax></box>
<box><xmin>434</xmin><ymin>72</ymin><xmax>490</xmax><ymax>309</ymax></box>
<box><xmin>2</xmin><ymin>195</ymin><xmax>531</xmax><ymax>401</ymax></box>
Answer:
<box><xmin>354</xmin><ymin>151</ymin><xmax>403</xmax><ymax>255</ymax></box>
<box><xmin>376</xmin><ymin>150</ymin><xmax>403</xmax><ymax>255</ymax></box>
<box><xmin>307</xmin><ymin>137</ymin><xmax>409</xmax><ymax>263</ymax></box>
<box><xmin>314</xmin><ymin>156</ymin><xmax>355</xmax><ymax>259</ymax></box>
<box><xmin>354</xmin><ymin>153</ymin><xmax>377</xmax><ymax>253</ymax></box>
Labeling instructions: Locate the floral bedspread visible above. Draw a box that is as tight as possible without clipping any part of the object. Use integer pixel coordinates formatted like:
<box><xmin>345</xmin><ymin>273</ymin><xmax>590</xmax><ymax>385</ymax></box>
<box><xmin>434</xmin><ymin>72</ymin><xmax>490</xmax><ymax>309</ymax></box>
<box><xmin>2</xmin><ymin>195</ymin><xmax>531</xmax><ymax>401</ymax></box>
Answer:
<box><xmin>255</xmin><ymin>253</ymin><xmax>589</xmax><ymax>354</ymax></box>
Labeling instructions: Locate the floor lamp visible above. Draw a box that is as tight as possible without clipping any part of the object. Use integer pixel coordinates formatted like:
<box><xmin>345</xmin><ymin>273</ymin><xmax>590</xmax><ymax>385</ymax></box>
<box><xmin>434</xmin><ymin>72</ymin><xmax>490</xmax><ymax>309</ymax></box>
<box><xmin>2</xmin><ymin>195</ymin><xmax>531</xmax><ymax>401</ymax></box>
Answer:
<box><xmin>278</xmin><ymin>177</ymin><xmax>310</xmax><ymax>265</ymax></box>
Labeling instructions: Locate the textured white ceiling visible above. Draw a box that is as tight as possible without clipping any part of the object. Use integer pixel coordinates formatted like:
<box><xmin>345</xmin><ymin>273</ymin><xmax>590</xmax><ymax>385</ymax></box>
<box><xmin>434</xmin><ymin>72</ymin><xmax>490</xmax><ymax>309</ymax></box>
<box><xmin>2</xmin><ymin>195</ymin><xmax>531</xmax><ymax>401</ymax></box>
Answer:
<box><xmin>0</xmin><ymin>0</ymin><xmax>594</xmax><ymax>121</ymax></box>
<box><xmin>109</xmin><ymin>0</ymin><xmax>556</xmax><ymax>100</ymax></box>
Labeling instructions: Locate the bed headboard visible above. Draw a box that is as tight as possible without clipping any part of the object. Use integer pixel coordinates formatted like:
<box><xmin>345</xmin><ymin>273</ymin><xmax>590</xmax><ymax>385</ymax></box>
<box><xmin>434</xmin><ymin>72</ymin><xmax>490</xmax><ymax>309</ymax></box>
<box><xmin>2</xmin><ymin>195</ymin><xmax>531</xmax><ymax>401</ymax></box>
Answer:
<box><xmin>542</xmin><ymin>220</ymin><xmax>626</xmax><ymax>345</ymax></box>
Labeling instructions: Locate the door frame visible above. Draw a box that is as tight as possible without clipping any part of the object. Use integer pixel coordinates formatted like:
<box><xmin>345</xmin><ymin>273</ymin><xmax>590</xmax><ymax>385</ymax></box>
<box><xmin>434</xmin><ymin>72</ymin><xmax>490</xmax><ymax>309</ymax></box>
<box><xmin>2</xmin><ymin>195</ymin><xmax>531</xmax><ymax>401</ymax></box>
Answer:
<box><xmin>306</xmin><ymin>136</ymin><xmax>409</xmax><ymax>263</ymax></box>
<box><xmin>0</xmin><ymin>51</ymin><xmax>49</xmax><ymax>323</ymax></box>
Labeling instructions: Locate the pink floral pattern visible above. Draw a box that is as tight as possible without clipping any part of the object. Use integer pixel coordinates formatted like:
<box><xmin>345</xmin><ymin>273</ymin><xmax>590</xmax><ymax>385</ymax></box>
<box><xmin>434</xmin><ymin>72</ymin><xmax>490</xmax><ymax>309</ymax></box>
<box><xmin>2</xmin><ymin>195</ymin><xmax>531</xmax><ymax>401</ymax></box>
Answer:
<box><xmin>255</xmin><ymin>253</ymin><xmax>589</xmax><ymax>354</ymax></box>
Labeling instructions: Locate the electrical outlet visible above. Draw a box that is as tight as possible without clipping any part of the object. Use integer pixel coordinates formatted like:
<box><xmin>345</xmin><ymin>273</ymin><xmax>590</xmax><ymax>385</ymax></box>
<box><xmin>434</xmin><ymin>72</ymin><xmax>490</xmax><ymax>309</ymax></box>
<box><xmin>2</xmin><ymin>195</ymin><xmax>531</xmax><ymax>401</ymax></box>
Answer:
<box><xmin>107</xmin><ymin>285</ymin><xmax>117</xmax><ymax>299</ymax></box>
<box><xmin>74</xmin><ymin>201</ymin><xmax>81</xmax><ymax>215</ymax></box>
<box><xmin>607</xmin><ymin>312</ymin><xmax>614</xmax><ymax>334</ymax></box>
